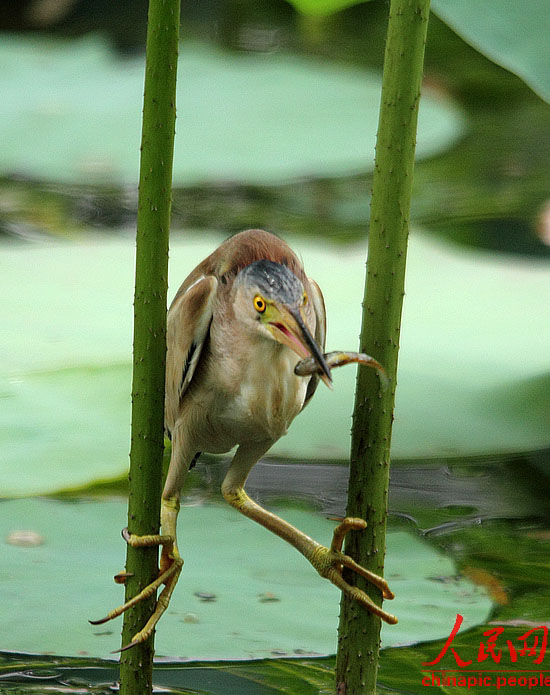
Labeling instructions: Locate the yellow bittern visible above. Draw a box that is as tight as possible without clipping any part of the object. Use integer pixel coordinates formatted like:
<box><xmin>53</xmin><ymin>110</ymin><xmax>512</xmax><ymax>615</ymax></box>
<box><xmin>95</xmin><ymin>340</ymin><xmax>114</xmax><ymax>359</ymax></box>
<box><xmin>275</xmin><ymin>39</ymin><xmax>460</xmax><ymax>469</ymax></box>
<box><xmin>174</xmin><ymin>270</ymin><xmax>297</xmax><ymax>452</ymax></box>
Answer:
<box><xmin>92</xmin><ymin>229</ymin><xmax>396</xmax><ymax>650</ymax></box>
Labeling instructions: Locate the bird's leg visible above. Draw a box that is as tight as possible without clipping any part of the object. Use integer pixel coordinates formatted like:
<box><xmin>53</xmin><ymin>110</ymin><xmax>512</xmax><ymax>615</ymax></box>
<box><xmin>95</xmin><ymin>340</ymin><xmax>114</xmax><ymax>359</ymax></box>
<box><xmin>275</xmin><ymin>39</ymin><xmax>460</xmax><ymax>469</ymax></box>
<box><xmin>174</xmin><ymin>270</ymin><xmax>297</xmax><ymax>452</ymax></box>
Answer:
<box><xmin>90</xmin><ymin>495</ymin><xmax>183</xmax><ymax>650</ymax></box>
<box><xmin>91</xmin><ymin>427</ymin><xmax>194</xmax><ymax>650</ymax></box>
<box><xmin>221</xmin><ymin>445</ymin><xmax>397</xmax><ymax>625</ymax></box>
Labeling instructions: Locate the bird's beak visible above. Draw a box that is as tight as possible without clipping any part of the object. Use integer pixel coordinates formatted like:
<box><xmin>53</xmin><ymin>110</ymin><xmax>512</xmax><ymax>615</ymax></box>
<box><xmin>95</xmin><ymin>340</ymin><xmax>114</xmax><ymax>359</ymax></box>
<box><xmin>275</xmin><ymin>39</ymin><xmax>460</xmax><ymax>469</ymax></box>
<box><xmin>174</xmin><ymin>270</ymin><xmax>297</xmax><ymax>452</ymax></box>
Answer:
<box><xmin>268</xmin><ymin>306</ymin><xmax>333</xmax><ymax>388</ymax></box>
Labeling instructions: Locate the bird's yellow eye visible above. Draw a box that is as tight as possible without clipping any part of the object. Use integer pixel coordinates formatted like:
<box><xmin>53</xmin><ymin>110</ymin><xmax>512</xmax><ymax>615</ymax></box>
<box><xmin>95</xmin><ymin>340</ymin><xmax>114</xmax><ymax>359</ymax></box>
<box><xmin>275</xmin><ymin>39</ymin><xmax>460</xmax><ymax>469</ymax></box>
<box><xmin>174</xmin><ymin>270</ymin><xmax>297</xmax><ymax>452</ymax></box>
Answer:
<box><xmin>253</xmin><ymin>296</ymin><xmax>267</xmax><ymax>313</ymax></box>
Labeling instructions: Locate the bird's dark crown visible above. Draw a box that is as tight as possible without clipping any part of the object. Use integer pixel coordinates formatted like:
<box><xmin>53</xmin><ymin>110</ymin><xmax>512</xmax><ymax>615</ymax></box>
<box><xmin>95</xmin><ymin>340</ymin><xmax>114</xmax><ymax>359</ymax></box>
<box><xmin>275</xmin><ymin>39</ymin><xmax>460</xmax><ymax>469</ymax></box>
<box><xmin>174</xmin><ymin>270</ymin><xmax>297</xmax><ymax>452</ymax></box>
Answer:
<box><xmin>238</xmin><ymin>260</ymin><xmax>303</xmax><ymax>305</ymax></box>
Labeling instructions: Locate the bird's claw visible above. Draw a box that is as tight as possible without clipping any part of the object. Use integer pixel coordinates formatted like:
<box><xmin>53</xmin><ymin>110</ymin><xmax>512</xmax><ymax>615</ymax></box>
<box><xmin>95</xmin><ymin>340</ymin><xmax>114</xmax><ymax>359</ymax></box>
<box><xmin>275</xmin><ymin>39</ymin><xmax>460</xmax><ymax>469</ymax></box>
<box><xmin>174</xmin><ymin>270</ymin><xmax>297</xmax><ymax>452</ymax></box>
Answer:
<box><xmin>89</xmin><ymin>528</ymin><xmax>182</xmax><ymax>643</ymax></box>
<box><xmin>113</xmin><ymin>571</ymin><xmax>134</xmax><ymax>585</ymax></box>
<box><xmin>309</xmin><ymin>516</ymin><xmax>397</xmax><ymax>625</ymax></box>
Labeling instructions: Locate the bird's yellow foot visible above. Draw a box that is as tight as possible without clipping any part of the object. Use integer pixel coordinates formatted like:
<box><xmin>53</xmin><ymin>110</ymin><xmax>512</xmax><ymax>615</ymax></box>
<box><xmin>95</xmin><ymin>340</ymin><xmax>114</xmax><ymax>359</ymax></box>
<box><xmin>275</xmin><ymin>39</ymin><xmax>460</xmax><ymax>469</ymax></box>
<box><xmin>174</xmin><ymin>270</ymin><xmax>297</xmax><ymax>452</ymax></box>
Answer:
<box><xmin>308</xmin><ymin>517</ymin><xmax>397</xmax><ymax>625</ymax></box>
<box><xmin>89</xmin><ymin>527</ymin><xmax>183</xmax><ymax>651</ymax></box>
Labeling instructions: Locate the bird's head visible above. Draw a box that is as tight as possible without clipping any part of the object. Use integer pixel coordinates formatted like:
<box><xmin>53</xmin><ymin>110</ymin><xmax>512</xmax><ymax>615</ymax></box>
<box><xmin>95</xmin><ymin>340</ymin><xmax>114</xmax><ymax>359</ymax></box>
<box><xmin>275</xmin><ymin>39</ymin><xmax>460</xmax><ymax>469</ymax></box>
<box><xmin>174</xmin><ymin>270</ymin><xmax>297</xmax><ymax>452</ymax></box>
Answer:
<box><xmin>233</xmin><ymin>260</ymin><xmax>332</xmax><ymax>387</ymax></box>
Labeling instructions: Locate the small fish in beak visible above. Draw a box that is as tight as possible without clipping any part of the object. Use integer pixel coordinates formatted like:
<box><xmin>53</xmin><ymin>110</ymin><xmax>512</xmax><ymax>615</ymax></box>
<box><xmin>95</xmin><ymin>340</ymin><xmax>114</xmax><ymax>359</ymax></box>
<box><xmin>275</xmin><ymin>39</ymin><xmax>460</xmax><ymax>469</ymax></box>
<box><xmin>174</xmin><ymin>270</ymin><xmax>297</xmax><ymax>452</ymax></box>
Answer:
<box><xmin>295</xmin><ymin>350</ymin><xmax>389</xmax><ymax>390</ymax></box>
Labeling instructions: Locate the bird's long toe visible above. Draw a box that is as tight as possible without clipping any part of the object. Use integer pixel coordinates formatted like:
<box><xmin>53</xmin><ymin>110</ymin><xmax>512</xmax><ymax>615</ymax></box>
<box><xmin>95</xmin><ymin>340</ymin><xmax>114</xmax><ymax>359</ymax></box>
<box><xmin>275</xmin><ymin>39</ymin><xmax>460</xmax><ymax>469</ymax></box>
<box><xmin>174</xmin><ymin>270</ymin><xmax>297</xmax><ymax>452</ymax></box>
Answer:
<box><xmin>121</xmin><ymin>527</ymin><xmax>174</xmax><ymax>547</ymax></box>
<box><xmin>89</xmin><ymin>564</ymin><xmax>171</xmax><ymax>626</ymax></box>
<box><xmin>89</xmin><ymin>529</ymin><xmax>182</xmax><ymax>637</ymax></box>
<box><xmin>115</xmin><ymin>557</ymin><xmax>183</xmax><ymax>652</ymax></box>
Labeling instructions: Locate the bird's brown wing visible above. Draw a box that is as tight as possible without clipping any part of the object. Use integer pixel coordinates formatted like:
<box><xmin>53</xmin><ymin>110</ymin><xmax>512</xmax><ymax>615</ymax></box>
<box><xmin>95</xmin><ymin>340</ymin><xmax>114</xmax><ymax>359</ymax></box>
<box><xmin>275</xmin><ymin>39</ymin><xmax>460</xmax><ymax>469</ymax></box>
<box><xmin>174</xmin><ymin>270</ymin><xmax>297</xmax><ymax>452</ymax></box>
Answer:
<box><xmin>302</xmin><ymin>277</ymin><xmax>327</xmax><ymax>409</ymax></box>
<box><xmin>165</xmin><ymin>275</ymin><xmax>218</xmax><ymax>434</ymax></box>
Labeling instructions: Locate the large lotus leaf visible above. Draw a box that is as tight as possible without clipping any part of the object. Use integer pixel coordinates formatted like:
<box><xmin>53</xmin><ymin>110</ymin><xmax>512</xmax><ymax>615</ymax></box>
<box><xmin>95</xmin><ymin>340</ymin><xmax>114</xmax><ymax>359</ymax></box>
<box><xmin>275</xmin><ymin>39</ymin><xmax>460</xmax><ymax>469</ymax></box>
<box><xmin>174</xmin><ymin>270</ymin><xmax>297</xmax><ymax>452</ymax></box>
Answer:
<box><xmin>431</xmin><ymin>0</ymin><xmax>550</xmax><ymax>104</ymax></box>
<box><xmin>0</xmin><ymin>35</ymin><xmax>463</xmax><ymax>185</ymax></box>
<box><xmin>0</xmin><ymin>498</ymin><xmax>491</xmax><ymax>659</ymax></box>
<box><xmin>1</xmin><ymin>233</ymin><xmax>550</xmax><ymax>496</ymax></box>
<box><xmin>0</xmin><ymin>235</ymin><xmax>215</xmax><ymax>375</ymax></box>
<box><xmin>284</xmin><ymin>0</ymin><xmax>550</xmax><ymax>103</ymax></box>
<box><xmin>0</xmin><ymin>365</ymin><xmax>132</xmax><ymax>497</ymax></box>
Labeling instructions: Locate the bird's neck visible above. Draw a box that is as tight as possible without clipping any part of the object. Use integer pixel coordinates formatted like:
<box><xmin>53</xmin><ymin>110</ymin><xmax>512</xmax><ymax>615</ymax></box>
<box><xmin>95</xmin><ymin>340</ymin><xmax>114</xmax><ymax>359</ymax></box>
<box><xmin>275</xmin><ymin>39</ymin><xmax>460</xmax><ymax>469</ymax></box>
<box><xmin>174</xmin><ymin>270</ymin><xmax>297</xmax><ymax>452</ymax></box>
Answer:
<box><xmin>215</xmin><ymin>333</ymin><xmax>307</xmax><ymax>443</ymax></box>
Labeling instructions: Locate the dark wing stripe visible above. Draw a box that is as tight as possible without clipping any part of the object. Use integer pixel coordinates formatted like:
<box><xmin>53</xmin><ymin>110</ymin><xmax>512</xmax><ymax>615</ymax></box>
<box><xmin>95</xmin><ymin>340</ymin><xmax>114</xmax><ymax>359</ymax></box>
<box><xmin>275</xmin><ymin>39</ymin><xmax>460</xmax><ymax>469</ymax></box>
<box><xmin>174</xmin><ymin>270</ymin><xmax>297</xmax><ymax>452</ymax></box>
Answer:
<box><xmin>180</xmin><ymin>342</ymin><xmax>197</xmax><ymax>398</ymax></box>
<box><xmin>189</xmin><ymin>452</ymin><xmax>201</xmax><ymax>470</ymax></box>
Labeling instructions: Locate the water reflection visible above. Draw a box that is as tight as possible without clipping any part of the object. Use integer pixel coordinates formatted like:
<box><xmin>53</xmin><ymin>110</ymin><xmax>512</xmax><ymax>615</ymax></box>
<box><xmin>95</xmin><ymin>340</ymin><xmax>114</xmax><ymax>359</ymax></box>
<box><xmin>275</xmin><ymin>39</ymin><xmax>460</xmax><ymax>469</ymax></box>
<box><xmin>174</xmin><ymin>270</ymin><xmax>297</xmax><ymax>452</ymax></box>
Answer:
<box><xmin>189</xmin><ymin>449</ymin><xmax>550</xmax><ymax>534</ymax></box>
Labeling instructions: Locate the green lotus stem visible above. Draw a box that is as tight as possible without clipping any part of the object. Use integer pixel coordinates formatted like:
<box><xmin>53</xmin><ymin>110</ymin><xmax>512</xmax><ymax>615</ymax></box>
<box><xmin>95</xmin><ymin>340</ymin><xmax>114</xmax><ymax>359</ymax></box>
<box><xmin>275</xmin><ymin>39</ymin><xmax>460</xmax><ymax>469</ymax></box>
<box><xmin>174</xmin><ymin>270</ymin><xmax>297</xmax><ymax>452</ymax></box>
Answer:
<box><xmin>119</xmin><ymin>1</ymin><xmax>180</xmax><ymax>693</ymax></box>
<box><xmin>335</xmin><ymin>1</ymin><xmax>431</xmax><ymax>693</ymax></box>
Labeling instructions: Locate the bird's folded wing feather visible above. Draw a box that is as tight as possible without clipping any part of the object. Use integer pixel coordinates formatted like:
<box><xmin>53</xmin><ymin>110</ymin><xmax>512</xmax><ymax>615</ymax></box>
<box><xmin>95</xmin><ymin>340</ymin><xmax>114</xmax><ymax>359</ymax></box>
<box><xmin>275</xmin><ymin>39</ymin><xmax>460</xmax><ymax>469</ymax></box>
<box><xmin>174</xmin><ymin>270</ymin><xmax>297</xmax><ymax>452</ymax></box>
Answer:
<box><xmin>303</xmin><ymin>277</ymin><xmax>327</xmax><ymax>409</ymax></box>
<box><xmin>165</xmin><ymin>275</ymin><xmax>218</xmax><ymax>433</ymax></box>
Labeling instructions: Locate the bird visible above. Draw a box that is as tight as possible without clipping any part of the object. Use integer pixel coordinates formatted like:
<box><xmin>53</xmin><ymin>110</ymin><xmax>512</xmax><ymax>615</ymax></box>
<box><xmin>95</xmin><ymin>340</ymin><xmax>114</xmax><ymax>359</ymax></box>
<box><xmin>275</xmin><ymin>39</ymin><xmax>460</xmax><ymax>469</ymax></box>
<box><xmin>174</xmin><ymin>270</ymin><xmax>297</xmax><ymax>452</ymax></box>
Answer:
<box><xmin>92</xmin><ymin>228</ymin><xmax>396</xmax><ymax>650</ymax></box>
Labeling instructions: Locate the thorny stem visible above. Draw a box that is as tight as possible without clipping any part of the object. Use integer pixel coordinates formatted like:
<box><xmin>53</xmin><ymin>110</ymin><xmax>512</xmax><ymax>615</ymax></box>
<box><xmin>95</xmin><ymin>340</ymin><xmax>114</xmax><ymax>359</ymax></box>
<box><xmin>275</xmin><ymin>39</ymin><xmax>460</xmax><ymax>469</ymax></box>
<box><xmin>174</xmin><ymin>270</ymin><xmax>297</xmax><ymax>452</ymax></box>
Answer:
<box><xmin>335</xmin><ymin>0</ymin><xmax>431</xmax><ymax>693</ymax></box>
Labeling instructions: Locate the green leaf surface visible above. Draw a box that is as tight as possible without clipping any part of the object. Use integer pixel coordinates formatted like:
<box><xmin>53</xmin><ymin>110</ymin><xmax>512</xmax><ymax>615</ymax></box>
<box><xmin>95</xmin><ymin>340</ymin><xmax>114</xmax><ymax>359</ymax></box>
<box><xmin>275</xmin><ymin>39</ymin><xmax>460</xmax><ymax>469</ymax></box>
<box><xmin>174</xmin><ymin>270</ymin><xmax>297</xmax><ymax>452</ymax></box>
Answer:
<box><xmin>0</xmin><ymin>498</ymin><xmax>491</xmax><ymax>659</ymax></box>
<box><xmin>431</xmin><ymin>0</ymin><xmax>550</xmax><ymax>103</ymax></box>
<box><xmin>1</xmin><ymin>233</ymin><xmax>549</xmax><ymax>496</ymax></box>
<box><xmin>0</xmin><ymin>35</ymin><xmax>462</xmax><ymax>185</ymax></box>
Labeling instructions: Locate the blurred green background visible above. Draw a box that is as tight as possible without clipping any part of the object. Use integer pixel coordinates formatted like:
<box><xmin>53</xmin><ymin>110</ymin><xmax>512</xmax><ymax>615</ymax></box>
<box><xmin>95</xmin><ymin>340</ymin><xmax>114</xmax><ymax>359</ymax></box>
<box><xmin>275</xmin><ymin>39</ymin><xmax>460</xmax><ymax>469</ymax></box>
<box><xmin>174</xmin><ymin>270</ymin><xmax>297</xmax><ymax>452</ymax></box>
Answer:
<box><xmin>1</xmin><ymin>1</ymin><xmax>550</xmax><ymax>693</ymax></box>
